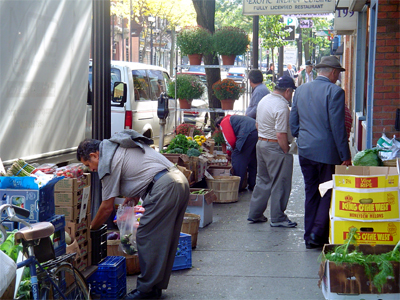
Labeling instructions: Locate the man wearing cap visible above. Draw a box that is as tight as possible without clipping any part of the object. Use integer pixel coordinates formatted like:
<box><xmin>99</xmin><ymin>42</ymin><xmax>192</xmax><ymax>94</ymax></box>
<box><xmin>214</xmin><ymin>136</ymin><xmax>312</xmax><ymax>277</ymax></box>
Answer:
<box><xmin>246</xmin><ymin>69</ymin><xmax>270</xmax><ymax>119</ymax></box>
<box><xmin>297</xmin><ymin>60</ymin><xmax>317</xmax><ymax>86</ymax></box>
<box><xmin>247</xmin><ymin>75</ymin><xmax>297</xmax><ymax>228</ymax></box>
<box><xmin>290</xmin><ymin>56</ymin><xmax>351</xmax><ymax>249</ymax></box>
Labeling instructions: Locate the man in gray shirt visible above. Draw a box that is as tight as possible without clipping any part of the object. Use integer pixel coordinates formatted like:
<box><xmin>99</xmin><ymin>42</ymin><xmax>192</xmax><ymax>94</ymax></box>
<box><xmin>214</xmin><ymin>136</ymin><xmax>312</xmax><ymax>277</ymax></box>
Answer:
<box><xmin>245</xmin><ymin>69</ymin><xmax>270</xmax><ymax>119</ymax></box>
<box><xmin>77</xmin><ymin>130</ymin><xmax>189</xmax><ymax>299</ymax></box>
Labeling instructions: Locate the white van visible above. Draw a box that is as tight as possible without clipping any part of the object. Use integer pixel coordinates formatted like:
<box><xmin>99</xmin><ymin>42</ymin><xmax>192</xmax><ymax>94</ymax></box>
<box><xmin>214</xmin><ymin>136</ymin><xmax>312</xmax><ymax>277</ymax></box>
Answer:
<box><xmin>89</xmin><ymin>61</ymin><xmax>180</xmax><ymax>147</ymax></box>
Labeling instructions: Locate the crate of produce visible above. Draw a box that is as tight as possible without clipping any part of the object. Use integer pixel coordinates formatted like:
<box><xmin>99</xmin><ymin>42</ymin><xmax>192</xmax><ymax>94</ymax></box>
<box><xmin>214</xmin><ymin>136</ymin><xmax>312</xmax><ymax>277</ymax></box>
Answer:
<box><xmin>87</xmin><ymin>256</ymin><xmax>127</xmax><ymax>300</ymax></box>
<box><xmin>187</xmin><ymin>189</ymin><xmax>216</xmax><ymax>228</ymax></box>
<box><xmin>0</xmin><ymin>176</ymin><xmax>62</xmax><ymax>221</ymax></box>
<box><xmin>172</xmin><ymin>233</ymin><xmax>192</xmax><ymax>271</ymax></box>
<box><xmin>54</xmin><ymin>173</ymin><xmax>91</xmax><ymax>192</ymax></box>
<box><xmin>91</xmin><ymin>224</ymin><xmax>107</xmax><ymax>265</ymax></box>
<box><xmin>205</xmin><ymin>176</ymin><xmax>240</xmax><ymax>203</ymax></box>
<box><xmin>207</xmin><ymin>166</ymin><xmax>232</xmax><ymax>177</ymax></box>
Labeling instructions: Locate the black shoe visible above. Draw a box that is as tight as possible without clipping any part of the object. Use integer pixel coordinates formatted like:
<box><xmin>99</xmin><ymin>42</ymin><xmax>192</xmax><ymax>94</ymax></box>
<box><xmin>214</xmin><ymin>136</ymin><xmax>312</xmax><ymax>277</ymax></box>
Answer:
<box><xmin>247</xmin><ymin>215</ymin><xmax>268</xmax><ymax>223</ymax></box>
<box><xmin>248</xmin><ymin>186</ymin><xmax>254</xmax><ymax>191</ymax></box>
<box><xmin>125</xmin><ymin>289</ymin><xmax>161</xmax><ymax>299</ymax></box>
<box><xmin>305</xmin><ymin>240</ymin><xmax>323</xmax><ymax>249</ymax></box>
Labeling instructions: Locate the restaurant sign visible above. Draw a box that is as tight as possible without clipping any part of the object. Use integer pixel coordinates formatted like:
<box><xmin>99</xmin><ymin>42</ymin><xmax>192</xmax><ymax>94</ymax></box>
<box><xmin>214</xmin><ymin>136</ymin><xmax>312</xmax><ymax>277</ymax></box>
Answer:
<box><xmin>243</xmin><ymin>0</ymin><xmax>336</xmax><ymax>16</ymax></box>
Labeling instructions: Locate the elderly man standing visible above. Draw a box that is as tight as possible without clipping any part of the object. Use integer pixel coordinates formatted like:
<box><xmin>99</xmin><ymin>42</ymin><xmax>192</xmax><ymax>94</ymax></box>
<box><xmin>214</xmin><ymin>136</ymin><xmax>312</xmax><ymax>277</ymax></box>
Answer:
<box><xmin>283</xmin><ymin>63</ymin><xmax>297</xmax><ymax>79</ymax></box>
<box><xmin>290</xmin><ymin>56</ymin><xmax>351</xmax><ymax>249</ymax></box>
<box><xmin>297</xmin><ymin>60</ymin><xmax>317</xmax><ymax>86</ymax></box>
<box><xmin>245</xmin><ymin>69</ymin><xmax>270</xmax><ymax>119</ymax></box>
<box><xmin>247</xmin><ymin>76</ymin><xmax>297</xmax><ymax>227</ymax></box>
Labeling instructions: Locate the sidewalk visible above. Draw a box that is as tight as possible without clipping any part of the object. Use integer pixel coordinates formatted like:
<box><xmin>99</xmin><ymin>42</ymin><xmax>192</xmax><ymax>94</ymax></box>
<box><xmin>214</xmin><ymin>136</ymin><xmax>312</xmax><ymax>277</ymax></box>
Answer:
<box><xmin>127</xmin><ymin>155</ymin><xmax>326</xmax><ymax>300</ymax></box>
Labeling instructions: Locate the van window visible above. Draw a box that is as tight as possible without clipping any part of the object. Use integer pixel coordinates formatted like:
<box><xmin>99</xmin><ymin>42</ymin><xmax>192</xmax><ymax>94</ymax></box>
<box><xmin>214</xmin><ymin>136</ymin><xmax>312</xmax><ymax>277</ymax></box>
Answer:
<box><xmin>148</xmin><ymin>70</ymin><xmax>166</xmax><ymax>100</ymax></box>
<box><xmin>132</xmin><ymin>70</ymin><xmax>150</xmax><ymax>101</ymax></box>
<box><xmin>88</xmin><ymin>66</ymin><xmax>121</xmax><ymax>97</ymax></box>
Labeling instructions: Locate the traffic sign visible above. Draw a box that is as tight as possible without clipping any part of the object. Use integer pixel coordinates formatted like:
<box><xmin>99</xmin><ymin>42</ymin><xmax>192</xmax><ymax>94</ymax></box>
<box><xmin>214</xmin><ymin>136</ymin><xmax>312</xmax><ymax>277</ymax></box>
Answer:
<box><xmin>282</xmin><ymin>26</ymin><xmax>295</xmax><ymax>41</ymax></box>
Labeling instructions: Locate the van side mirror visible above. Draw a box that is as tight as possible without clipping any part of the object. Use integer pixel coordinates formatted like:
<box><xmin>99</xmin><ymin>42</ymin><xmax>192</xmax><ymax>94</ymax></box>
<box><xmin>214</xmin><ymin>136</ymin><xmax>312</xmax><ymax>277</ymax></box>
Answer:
<box><xmin>112</xmin><ymin>82</ymin><xmax>127</xmax><ymax>106</ymax></box>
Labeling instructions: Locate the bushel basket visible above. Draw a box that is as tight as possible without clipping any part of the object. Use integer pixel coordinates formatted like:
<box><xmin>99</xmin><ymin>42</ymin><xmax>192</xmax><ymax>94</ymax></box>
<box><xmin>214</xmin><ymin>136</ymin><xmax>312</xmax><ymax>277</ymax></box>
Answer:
<box><xmin>206</xmin><ymin>176</ymin><xmax>240</xmax><ymax>203</ymax></box>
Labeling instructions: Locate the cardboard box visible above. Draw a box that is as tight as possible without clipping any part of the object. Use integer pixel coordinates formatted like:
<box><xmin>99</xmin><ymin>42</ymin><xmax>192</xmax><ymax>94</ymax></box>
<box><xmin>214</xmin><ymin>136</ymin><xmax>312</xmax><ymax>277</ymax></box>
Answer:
<box><xmin>332</xmin><ymin>189</ymin><xmax>399</xmax><ymax>221</ymax></box>
<box><xmin>0</xmin><ymin>176</ymin><xmax>62</xmax><ymax>221</ymax></box>
<box><xmin>320</xmin><ymin>244</ymin><xmax>399</xmax><ymax>299</ymax></box>
<box><xmin>187</xmin><ymin>189</ymin><xmax>216</xmax><ymax>228</ymax></box>
<box><xmin>207</xmin><ymin>166</ymin><xmax>232</xmax><ymax>177</ymax></box>
<box><xmin>330</xmin><ymin>219</ymin><xmax>400</xmax><ymax>245</ymax></box>
<box><xmin>334</xmin><ymin>166</ymin><xmax>398</xmax><ymax>189</ymax></box>
<box><xmin>54</xmin><ymin>189</ymin><xmax>83</xmax><ymax>206</ymax></box>
<box><xmin>55</xmin><ymin>205</ymin><xmax>80</xmax><ymax>222</ymax></box>
<box><xmin>54</xmin><ymin>173</ymin><xmax>91</xmax><ymax>192</ymax></box>
<box><xmin>66</xmin><ymin>221</ymin><xmax>88</xmax><ymax>245</ymax></box>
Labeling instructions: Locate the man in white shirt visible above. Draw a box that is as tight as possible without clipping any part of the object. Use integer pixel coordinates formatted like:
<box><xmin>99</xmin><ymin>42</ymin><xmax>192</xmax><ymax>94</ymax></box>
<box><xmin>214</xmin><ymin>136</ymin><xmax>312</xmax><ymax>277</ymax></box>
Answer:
<box><xmin>247</xmin><ymin>76</ymin><xmax>297</xmax><ymax>228</ymax></box>
<box><xmin>283</xmin><ymin>63</ymin><xmax>297</xmax><ymax>79</ymax></box>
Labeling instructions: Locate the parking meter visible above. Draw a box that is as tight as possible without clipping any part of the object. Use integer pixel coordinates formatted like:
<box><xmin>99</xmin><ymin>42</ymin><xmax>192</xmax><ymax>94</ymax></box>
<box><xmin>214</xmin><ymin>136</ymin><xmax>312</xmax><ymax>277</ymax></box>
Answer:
<box><xmin>157</xmin><ymin>92</ymin><xmax>169</xmax><ymax>120</ymax></box>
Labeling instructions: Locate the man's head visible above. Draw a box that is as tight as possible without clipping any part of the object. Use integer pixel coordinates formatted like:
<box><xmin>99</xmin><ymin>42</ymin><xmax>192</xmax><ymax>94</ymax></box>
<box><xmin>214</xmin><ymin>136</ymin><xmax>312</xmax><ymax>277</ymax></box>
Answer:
<box><xmin>248</xmin><ymin>69</ymin><xmax>263</xmax><ymax>87</ymax></box>
<box><xmin>287</xmin><ymin>63</ymin><xmax>292</xmax><ymax>70</ymax></box>
<box><xmin>305</xmin><ymin>60</ymin><xmax>313</xmax><ymax>74</ymax></box>
<box><xmin>214</xmin><ymin>116</ymin><xmax>224</xmax><ymax>130</ymax></box>
<box><xmin>315</xmin><ymin>56</ymin><xmax>346</xmax><ymax>83</ymax></box>
<box><xmin>274</xmin><ymin>75</ymin><xmax>296</xmax><ymax>102</ymax></box>
<box><xmin>77</xmin><ymin>139</ymin><xmax>101</xmax><ymax>172</ymax></box>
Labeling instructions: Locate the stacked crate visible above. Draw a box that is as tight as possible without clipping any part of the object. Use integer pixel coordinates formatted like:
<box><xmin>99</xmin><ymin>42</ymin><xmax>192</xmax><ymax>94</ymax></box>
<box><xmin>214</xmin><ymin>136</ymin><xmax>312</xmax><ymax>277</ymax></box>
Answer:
<box><xmin>55</xmin><ymin>172</ymin><xmax>92</xmax><ymax>271</ymax></box>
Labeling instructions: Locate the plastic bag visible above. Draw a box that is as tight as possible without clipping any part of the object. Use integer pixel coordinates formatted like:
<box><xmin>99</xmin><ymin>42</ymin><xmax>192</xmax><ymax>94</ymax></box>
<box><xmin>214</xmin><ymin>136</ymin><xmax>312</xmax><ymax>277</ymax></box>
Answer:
<box><xmin>0</xmin><ymin>249</ymin><xmax>17</xmax><ymax>298</ymax></box>
<box><xmin>116</xmin><ymin>205</ymin><xmax>139</xmax><ymax>255</ymax></box>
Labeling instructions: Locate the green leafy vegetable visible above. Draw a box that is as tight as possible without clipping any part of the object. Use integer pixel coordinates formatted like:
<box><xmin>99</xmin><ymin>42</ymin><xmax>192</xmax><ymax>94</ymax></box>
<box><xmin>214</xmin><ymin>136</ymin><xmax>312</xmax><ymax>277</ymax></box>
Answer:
<box><xmin>353</xmin><ymin>148</ymin><xmax>383</xmax><ymax>166</ymax></box>
<box><xmin>161</xmin><ymin>134</ymin><xmax>199</xmax><ymax>154</ymax></box>
<box><xmin>187</xmin><ymin>148</ymin><xmax>201</xmax><ymax>157</ymax></box>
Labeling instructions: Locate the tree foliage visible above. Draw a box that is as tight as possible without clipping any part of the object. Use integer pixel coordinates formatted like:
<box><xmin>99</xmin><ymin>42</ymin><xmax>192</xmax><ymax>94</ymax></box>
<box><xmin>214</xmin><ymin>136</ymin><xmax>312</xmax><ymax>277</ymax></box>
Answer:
<box><xmin>215</xmin><ymin>0</ymin><xmax>252</xmax><ymax>31</ymax></box>
<box><xmin>259</xmin><ymin>15</ymin><xmax>288</xmax><ymax>63</ymax></box>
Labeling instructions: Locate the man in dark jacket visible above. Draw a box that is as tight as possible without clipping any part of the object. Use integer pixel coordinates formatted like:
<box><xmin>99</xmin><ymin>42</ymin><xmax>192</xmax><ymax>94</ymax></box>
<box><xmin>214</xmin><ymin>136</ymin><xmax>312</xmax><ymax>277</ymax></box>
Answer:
<box><xmin>290</xmin><ymin>56</ymin><xmax>351</xmax><ymax>249</ymax></box>
<box><xmin>215</xmin><ymin>115</ymin><xmax>258</xmax><ymax>192</ymax></box>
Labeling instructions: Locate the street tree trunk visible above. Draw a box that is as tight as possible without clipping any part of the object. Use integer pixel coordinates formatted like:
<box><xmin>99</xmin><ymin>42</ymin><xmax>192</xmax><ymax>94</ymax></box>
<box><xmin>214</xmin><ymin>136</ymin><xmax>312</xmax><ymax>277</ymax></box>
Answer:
<box><xmin>192</xmin><ymin>0</ymin><xmax>222</xmax><ymax>128</ymax></box>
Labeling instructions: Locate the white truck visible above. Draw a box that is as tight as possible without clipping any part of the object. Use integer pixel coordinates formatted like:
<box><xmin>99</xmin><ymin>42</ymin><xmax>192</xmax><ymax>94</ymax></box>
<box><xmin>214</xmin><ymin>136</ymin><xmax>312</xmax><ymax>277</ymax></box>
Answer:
<box><xmin>0</xmin><ymin>0</ymin><xmax>92</xmax><ymax>167</ymax></box>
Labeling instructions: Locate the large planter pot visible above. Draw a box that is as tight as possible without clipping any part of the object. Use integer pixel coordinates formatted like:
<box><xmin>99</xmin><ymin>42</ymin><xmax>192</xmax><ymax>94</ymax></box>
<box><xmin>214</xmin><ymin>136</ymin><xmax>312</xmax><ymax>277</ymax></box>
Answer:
<box><xmin>179</xmin><ymin>99</ymin><xmax>192</xmax><ymax>109</ymax></box>
<box><xmin>221</xmin><ymin>55</ymin><xmax>236</xmax><ymax>66</ymax></box>
<box><xmin>188</xmin><ymin>54</ymin><xmax>203</xmax><ymax>65</ymax></box>
<box><xmin>220</xmin><ymin>99</ymin><xmax>235</xmax><ymax>110</ymax></box>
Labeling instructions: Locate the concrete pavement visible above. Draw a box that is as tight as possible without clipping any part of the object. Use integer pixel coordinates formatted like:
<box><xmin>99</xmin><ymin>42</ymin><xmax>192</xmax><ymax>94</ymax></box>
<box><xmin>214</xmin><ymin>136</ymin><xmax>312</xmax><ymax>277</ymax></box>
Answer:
<box><xmin>127</xmin><ymin>155</ymin><xmax>326</xmax><ymax>300</ymax></box>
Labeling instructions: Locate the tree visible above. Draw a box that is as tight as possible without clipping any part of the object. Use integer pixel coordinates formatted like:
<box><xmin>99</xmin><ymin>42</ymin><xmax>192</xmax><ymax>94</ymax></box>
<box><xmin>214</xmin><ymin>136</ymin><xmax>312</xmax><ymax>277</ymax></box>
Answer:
<box><xmin>192</xmin><ymin>0</ymin><xmax>222</xmax><ymax>126</ymax></box>
<box><xmin>259</xmin><ymin>15</ymin><xmax>289</xmax><ymax>65</ymax></box>
<box><xmin>215</xmin><ymin>0</ymin><xmax>252</xmax><ymax>31</ymax></box>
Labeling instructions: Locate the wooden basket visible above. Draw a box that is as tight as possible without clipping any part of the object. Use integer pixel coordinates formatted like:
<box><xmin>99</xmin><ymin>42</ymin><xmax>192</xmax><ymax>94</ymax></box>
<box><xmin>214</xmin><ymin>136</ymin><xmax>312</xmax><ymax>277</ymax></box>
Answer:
<box><xmin>181</xmin><ymin>213</ymin><xmax>200</xmax><ymax>248</ymax></box>
<box><xmin>205</xmin><ymin>176</ymin><xmax>240</xmax><ymax>203</ymax></box>
<box><xmin>107</xmin><ymin>239</ymin><xmax>140</xmax><ymax>275</ymax></box>
<box><xmin>383</xmin><ymin>159</ymin><xmax>398</xmax><ymax>167</ymax></box>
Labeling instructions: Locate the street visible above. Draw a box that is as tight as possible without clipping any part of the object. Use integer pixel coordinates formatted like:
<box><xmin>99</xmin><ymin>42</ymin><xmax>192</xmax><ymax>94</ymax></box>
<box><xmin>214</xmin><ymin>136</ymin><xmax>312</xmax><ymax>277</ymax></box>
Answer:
<box><xmin>127</xmin><ymin>155</ymin><xmax>326</xmax><ymax>300</ymax></box>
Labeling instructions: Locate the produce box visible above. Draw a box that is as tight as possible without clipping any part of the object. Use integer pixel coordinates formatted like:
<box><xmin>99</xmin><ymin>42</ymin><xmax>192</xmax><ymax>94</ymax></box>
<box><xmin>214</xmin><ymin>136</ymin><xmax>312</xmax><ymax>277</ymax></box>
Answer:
<box><xmin>207</xmin><ymin>166</ymin><xmax>232</xmax><ymax>177</ymax></box>
<box><xmin>162</xmin><ymin>153</ymin><xmax>189</xmax><ymax>166</ymax></box>
<box><xmin>0</xmin><ymin>176</ymin><xmax>62</xmax><ymax>221</ymax></box>
<box><xmin>54</xmin><ymin>189</ymin><xmax>84</xmax><ymax>206</ymax></box>
<box><xmin>54</xmin><ymin>173</ymin><xmax>91</xmax><ymax>192</ymax></box>
<box><xmin>66</xmin><ymin>220</ymin><xmax>89</xmax><ymax>245</ymax></box>
<box><xmin>187</xmin><ymin>189</ymin><xmax>216</xmax><ymax>228</ymax></box>
<box><xmin>334</xmin><ymin>166</ymin><xmax>398</xmax><ymax>190</ymax></box>
<box><xmin>319</xmin><ymin>244</ymin><xmax>399</xmax><ymax>299</ymax></box>
<box><xmin>55</xmin><ymin>205</ymin><xmax>80</xmax><ymax>222</ymax></box>
<box><xmin>330</xmin><ymin>219</ymin><xmax>400</xmax><ymax>245</ymax></box>
<box><xmin>332</xmin><ymin>188</ymin><xmax>399</xmax><ymax>221</ymax></box>
<box><xmin>172</xmin><ymin>233</ymin><xmax>192</xmax><ymax>271</ymax></box>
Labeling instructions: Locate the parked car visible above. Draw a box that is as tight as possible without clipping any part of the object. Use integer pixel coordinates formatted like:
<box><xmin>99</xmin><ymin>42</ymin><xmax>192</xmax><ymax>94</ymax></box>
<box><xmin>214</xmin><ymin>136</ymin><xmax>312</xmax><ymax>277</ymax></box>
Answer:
<box><xmin>89</xmin><ymin>60</ymin><xmax>180</xmax><ymax>147</ymax></box>
<box><xmin>226</xmin><ymin>67</ymin><xmax>247</xmax><ymax>83</ymax></box>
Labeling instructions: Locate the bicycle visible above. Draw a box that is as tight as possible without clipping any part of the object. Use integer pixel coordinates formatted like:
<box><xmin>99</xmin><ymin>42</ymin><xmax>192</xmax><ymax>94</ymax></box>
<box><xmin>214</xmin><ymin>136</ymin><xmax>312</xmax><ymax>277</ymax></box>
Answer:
<box><xmin>0</xmin><ymin>204</ymin><xmax>90</xmax><ymax>300</ymax></box>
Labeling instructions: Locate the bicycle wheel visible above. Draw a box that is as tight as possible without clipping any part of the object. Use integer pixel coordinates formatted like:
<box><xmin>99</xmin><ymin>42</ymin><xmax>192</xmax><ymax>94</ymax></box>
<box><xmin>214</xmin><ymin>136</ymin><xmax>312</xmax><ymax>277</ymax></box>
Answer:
<box><xmin>49</xmin><ymin>263</ymin><xmax>90</xmax><ymax>300</ymax></box>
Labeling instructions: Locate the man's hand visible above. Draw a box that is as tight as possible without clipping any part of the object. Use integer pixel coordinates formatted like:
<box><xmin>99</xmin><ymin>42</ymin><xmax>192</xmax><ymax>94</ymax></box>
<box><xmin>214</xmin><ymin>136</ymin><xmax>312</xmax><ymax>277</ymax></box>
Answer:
<box><xmin>123</xmin><ymin>196</ymin><xmax>140</xmax><ymax>207</ymax></box>
<box><xmin>341</xmin><ymin>159</ymin><xmax>352</xmax><ymax>166</ymax></box>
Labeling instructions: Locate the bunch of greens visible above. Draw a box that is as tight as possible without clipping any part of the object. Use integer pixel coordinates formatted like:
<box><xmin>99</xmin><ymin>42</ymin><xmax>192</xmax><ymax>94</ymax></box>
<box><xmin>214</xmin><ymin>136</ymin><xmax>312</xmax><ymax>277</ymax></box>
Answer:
<box><xmin>0</xmin><ymin>230</ymin><xmax>22</xmax><ymax>262</ymax></box>
<box><xmin>322</xmin><ymin>228</ymin><xmax>400</xmax><ymax>293</ymax></box>
<box><xmin>353</xmin><ymin>148</ymin><xmax>383</xmax><ymax>166</ymax></box>
<box><xmin>6</xmin><ymin>159</ymin><xmax>36</xmax><ymax>177</ymax></box>
<box><xmin>161</xmin><ymin>134</ymin><xmax>200</xmax><ymax>154</ymax></box>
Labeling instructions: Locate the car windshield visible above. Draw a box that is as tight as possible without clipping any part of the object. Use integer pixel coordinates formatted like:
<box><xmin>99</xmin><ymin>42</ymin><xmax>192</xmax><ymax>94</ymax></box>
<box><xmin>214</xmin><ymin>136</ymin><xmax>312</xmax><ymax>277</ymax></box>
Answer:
<box><xmin>188</xmin><ymin>66</ymin><xmax>205</xmax><ymax>73</ymax></box>
<box><xmin>228</xmin><ymin>67</ymin><xmax>246</xmax><ymax>74</ymax></box>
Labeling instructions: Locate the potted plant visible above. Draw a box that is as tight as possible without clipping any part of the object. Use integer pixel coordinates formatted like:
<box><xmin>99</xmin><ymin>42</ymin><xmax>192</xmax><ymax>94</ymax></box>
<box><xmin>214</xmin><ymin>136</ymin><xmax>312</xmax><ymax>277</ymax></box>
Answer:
<box><xmin>168</xmin><ymin>74</ymin><xmax>205</xmax><ymax>109</ymax></box>
<box><xmin>213</xmin><ymin>26</ymin><xmax>250</xmax><ymax>65</ymax></box>
<box><xmin>212</xmin><ymin>78</ymin><xmax>244</xmax><ymax>110</ymax></box>
<box><xmin>177</xmin><ymin>25</ymin><xmax>212</xmax><ymax>65</ymax></box>
<box><xmin>175</xmin><ymin>123</ymin><xmax>204</xmax><ymax>136</ymax></box>
<box><xmin>211</xmin><ymin>129</ymin><xmax>227</xmax><ymax>153</ymax></box>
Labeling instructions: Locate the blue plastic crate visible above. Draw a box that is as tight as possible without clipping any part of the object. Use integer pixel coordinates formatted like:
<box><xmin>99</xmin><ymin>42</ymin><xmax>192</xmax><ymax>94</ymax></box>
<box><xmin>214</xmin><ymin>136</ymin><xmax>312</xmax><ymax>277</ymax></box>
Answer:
<box><xmin>172</xmin><ymin>232</ymin><xmax>192</xmax><ymax>271</ymax></box>
<box><xmin>54</xmin><ymin>242</ymin><xmax>66</xmax><ymax>257</ymax></box>
<box><xmin>87</xmin><ymin>256</ymin><xmax>127</xmax><ymax>299</ymax></box>
<box><xmin>47</xmin><ymin>214</ymin><xmax>66</xmax><ymax>248</ymax></box>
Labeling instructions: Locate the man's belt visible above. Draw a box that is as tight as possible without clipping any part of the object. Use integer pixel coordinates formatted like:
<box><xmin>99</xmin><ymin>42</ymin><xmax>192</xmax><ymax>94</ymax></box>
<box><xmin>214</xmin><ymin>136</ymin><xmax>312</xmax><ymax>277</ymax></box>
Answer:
<box><xmin>258</xmin><ymin>137</ymin><xmax>278</xmax><ymax>143</ymax></box>
<box><xmin>144</xmin><ymin>168</ymin><xmax>169</xmax><ymax>198</ymax></box>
